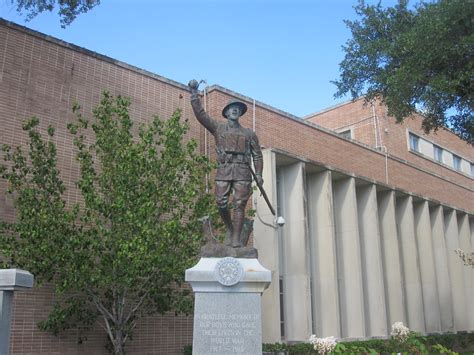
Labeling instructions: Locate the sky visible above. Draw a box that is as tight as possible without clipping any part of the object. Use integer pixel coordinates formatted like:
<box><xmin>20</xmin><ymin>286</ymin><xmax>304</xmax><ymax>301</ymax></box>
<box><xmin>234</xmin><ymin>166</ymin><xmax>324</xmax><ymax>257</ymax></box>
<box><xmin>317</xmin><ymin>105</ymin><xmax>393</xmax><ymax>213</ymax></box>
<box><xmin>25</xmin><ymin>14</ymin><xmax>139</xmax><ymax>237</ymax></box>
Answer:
<box><xmin>0</xmin><ymin>0</ymin><xmax>398</xmax><ymax>117</ymax></box>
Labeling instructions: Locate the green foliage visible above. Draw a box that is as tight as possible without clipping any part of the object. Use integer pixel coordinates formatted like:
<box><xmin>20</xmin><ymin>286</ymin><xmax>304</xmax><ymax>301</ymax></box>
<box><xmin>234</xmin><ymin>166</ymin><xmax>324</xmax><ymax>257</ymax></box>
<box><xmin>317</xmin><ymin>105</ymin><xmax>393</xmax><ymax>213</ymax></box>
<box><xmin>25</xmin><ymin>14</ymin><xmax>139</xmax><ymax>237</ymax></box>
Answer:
<box><xmin>263</xmin><ymin>343</ymin><xmax>289</xmax><ymax>352</ymax></box>
<box><xmin>334</xmin><ymin>342</ymin><xmax>379</xmax><ymax>354</ymax></box>
<box><xmin>182</xmin><ymin>344</ymin><xmax>192</xmax><ymax>355</ymax></box>
<box><xmin>10</xmin><ymin>0</ymin><xmax>100</xmax><ymax>27</ymax></box>
<box><xmin>247</xmin><ymin>208</ymin><xmax>257</xmax><ymax>218</ymax></box>
<box><xmin>262</xmin><ymin>332</ymin><xmax>474</xmax><ymax>354</ymax></box>
<box><xmin>334</xmin><ymin>0</ymin><xmax>474</xmax><ymax>143</ymax></box>
<box><xmin>0</xmin><ymin>117</ymin><xmax>73</xmax><ymax>278</ymax></box>
<box><xmin>427</xmin><ymin>332</ymin><xmax>474</xmax><ymax>354</ymax></box>
<box><xmin>431</xmin><ymin>343</ymin><xmax>458</xmax><ymax>355</ymax></box>
<box><xmin>0</xmin><ymin>92</ymin><xmax>213</xmax><ymax>354</ymax></box>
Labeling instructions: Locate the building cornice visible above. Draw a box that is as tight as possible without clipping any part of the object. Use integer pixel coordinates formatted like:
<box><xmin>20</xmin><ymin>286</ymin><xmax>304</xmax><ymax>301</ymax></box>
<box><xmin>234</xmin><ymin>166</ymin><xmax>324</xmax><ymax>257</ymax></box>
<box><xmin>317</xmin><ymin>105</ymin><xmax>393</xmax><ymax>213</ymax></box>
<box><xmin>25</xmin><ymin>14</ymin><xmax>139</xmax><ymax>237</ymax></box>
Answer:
<box><xmin>269</xmin><ymin>147</ymin><xmax>473</xmax><ymax>215</ymax></box>
<box><xmin>0</xmin><ymin>17</ymin><xmax>189</xmax><ymax>92</ymax></box>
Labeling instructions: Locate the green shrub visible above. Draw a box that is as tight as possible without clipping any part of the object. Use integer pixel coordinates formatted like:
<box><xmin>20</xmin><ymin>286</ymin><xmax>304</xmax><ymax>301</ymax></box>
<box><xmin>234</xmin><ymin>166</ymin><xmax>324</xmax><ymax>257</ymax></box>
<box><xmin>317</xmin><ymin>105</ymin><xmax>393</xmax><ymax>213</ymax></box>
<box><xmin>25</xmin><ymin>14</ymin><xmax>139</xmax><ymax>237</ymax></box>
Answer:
<box><xmin>262</xmin><ymin>332</ymin><xmax>474</xmax><ymax>355</ymax></box>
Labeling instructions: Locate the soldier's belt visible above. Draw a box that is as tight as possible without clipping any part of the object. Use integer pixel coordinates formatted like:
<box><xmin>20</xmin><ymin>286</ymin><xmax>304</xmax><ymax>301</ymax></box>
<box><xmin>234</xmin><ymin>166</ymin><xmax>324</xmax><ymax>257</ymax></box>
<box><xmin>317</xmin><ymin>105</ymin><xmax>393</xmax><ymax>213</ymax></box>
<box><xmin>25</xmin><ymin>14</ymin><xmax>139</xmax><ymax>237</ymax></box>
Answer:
<box><xmin>219</xmin><ymin>160</ymin><xmax>249</xmax><ymax>165</ymax></box>
<box><xmin>219</xmin><ymin>153</ymin><xmax>250</xmax><ymax>164</ymax></box>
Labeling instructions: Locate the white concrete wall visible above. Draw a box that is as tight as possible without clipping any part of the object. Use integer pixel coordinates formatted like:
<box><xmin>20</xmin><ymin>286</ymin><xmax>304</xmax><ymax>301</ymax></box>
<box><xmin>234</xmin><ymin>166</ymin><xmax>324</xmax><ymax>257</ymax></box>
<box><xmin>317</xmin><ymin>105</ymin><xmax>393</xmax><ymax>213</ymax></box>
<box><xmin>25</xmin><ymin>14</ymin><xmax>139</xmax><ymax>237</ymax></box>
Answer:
<box><xmin>430</xmin><ymin>205</ymin><xmax>454</xmax><ymax>331</ymax></box>
<box><xmin>470</xmin><ymin>216</ymin><xmax>474</xmax><ymax>248</ymax></box>
<box><xmin>278</xmin><ymin>162</ymin><xmax>312</xmax><ymax>341</ymax></box>
<box><xmin>444</xmin><ymin>209</ymin><xmax>470</xmax><ymax>331</ymax></box>
<box><xmin>413</xmin><ymin>201</ymin><xmax>441</xmax><ymax>332</ymax></box>
<box><xmin>254</xmin><ymin>149</ymin><xmax>281</xmax><ymax>343</ymax></box>
<box><xmin>356</xmin><ymin>184</ymin><xmax>387</xmax><ymax>337</ymax></box>
<box><xmin>333</xmin><ymin>177</ymin><xmax>365</xmax><ymax>338</ymax></box>
<box><xmin>307</xmin><ymin>171</ymin><xmax>340</xmax><ymax>338</ymax></box>
<box><xmin>396</xmin><ymin>195</ymin><xmax>425</xmax><ymax>332</ymax></box>
<box><xmin>457</xmin><ymin>213</ymin><xmax>474</xmax><ymax>329</ymax></box>
<box><xmin>377</xmin><ymin>190</ymin><xmax>406</xmax><ymax>330</ymax></box>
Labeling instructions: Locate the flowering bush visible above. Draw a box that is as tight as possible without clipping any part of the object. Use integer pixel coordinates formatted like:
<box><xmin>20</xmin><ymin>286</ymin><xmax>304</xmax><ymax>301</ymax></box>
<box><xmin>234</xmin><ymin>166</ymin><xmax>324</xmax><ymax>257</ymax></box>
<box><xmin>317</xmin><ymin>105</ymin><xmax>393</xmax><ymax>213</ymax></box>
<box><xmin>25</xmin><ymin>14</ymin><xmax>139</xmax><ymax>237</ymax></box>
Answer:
<box><xmin>309</xmin><ymin>335</ymin><xmax>337</xmax><ymax>354</ymax></box>
<box><xmin>391</xmin><ymin>321</ymin><xmax>410</xmax><ymax>343</ymax></box>
<box><xmin>455</xmin><ymin>248</ymin><xmax>474</xmax><ymax>268</ymax></box>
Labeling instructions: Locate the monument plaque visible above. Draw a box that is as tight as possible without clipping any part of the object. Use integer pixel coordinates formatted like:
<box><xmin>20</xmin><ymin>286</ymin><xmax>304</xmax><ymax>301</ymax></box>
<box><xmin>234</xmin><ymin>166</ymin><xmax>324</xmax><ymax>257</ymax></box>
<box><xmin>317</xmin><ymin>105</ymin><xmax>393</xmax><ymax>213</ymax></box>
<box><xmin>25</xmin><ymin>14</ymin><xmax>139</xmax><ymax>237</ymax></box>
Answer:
<box><xmin>186</xmin><ymin>258</ymin><xmax>271</xmax><ymax>355</ymax></box>
<box><xmin>194</xmin><ymin>293</ymin><xmax>261</xmax><ymax>354</ymax></box>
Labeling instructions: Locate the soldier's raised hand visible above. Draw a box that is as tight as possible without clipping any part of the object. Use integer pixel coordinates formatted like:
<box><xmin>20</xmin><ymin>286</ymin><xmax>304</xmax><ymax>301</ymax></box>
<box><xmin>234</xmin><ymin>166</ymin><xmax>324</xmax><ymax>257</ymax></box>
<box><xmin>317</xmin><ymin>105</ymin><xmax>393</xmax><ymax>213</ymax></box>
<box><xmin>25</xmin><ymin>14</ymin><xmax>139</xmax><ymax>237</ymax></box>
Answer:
<box><xmin>188</xmin><ymin>79</ymin><xmax>199</xmax><ymax>93</ymax></box>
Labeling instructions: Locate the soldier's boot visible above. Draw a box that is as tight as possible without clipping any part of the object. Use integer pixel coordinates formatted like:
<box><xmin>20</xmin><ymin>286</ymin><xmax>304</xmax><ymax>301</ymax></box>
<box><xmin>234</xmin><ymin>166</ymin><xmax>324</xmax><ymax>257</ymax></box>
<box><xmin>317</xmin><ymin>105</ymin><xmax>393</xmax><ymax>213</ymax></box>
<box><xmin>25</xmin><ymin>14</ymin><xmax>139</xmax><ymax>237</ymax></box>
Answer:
<box><xmin>231</xmin><ymin>208</ymin><xmax>245</xmax><ymax>248</ymax></box>
<box><xmin>218</xmin><ymin>207</ymin><xmax>233</xmax><ymax>246</ymax></box>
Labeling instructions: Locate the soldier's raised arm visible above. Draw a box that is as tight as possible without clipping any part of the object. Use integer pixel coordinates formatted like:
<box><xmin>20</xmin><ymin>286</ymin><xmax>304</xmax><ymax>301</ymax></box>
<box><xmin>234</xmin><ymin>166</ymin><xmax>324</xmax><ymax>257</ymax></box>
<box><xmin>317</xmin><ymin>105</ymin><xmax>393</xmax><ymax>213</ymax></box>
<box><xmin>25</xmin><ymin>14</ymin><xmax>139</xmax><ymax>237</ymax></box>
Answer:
<box><xmin>188</xmin><ymin>79</ymin><xmax>218</xmax><ymax>134</ymax></box>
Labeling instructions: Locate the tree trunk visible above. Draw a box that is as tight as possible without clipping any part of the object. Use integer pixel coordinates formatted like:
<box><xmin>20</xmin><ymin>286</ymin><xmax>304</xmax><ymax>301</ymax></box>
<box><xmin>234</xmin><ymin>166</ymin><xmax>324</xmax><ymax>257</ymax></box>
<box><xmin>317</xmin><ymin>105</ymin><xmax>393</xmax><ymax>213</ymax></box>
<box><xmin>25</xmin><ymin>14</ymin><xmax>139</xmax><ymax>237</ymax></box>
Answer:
<box><xmin>113</xmin><ymin>329</ymin><xmax>125</xmax><ymax>355</ymax></box>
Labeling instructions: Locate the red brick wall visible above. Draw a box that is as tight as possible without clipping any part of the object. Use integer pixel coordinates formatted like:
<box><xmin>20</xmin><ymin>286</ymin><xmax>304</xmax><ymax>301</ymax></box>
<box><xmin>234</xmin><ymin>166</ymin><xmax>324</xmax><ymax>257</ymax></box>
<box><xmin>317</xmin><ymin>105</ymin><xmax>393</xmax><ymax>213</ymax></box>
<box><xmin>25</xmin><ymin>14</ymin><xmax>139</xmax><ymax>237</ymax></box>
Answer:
<box><xmin>11</xmin><ymin>282</ymin><xmax>193</xmax><ymax>355</ymax></box>
<box><xmin>305</xmin><ymin>98</ymin><xmax>379</xmax><ymax>147</ymax></box>
<box><xmin>11</xmin><ymin>284</ymin><xmax>107</xmax><ymax>355</ymax></box>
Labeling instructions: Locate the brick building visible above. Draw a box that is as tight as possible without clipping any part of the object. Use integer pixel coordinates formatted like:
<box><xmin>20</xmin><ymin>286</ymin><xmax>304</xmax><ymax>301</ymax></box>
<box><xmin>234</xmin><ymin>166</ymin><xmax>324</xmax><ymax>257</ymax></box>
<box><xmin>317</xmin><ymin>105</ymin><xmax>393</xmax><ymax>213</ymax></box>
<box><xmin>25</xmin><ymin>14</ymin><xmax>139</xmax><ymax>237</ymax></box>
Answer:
<box><xmin>0</xmin><ymin>19</ymin><xmax>472</xmax><ymax>354</ymax></box>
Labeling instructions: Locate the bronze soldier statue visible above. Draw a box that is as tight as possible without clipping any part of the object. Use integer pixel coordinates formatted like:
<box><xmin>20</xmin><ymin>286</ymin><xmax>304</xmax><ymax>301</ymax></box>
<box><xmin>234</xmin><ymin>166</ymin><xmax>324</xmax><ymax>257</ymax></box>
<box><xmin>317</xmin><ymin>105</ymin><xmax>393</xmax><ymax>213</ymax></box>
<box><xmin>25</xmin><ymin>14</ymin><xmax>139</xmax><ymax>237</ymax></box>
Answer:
<box><xmin>188</xmin><ymin>79</ymin><xmax>263</xmax><ymax>248</ymax></box>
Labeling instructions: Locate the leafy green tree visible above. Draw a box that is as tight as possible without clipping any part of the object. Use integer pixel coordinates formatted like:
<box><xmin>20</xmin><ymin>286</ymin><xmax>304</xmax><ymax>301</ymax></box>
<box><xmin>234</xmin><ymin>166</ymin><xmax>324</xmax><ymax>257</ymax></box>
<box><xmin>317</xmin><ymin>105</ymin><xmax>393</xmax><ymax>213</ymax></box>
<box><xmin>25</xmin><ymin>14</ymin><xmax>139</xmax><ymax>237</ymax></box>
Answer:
<box><xmin>334</xmin><ymin>0</ymin><xmax>473</xmax><ymax>143</ymax></box>
<box><xmin>0</xmin><ymin>92</ymin><xmax>213</xmax><ymax>354</ymax></box>
<box><xmin>11</xmin><ymin>0</ymin><xmax>100</xmax><ymax>27</ymax></box>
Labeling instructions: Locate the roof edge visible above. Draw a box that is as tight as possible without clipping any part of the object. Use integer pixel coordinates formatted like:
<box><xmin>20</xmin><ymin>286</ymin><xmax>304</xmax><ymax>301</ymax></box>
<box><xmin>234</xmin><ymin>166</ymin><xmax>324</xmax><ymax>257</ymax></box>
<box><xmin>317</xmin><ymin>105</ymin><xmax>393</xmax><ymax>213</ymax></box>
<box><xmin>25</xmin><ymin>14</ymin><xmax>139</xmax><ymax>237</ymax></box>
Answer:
<box><xmin>303</xmin><ymin>96</ymin><xmax>365</xmax><ymax>119</ymax></box>
<box><xmin>206</xmin><ymin>85</ymin><xmax>302</xmax><ymax>121</ymax></box>
<box><xmin>0</xmin><ymin>17</ymin><xmax>189</xmax><ymax>91</ymax></box>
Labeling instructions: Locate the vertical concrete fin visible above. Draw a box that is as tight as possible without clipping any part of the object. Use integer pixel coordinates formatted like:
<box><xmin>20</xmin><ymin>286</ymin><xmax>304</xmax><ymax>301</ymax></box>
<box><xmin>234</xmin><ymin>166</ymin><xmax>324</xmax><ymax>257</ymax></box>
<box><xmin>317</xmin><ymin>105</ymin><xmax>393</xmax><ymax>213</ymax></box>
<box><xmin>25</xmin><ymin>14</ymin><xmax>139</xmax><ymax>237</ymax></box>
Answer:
<box><xmin>470</xmin><ymin>215</ymin><xmax>474</xmax><ymax>329</ymax></box>
<box><xmin>307</xmin><ymin>170</ymin><xmax>340</xmax><ymax>338</ymax></box>
<box><xmin>356</xmin><ymin>183</ymin><xmax>387</xmax><ymax>337</ymax></box>
<box><xmin>279</xmin><ymin>162</ymin><xmax>312</xmax><ymax>341</ymax></box>
<box><xmin>377</xmin><ymin>190</ymin><xmax>406</xmax><ymax>330</ymax></box>
<box><xmin>429</xmin><ymin>205</ymin><xmax>454</xmax><ymax>332</ymax></box>
<box><xmin>470</xmin><ymin>216</ymin><xmax>474</xmax><ymax>251</ymax></box>
<box><xmin>444</xmin><ymin>209</ymin><xmax>469</xmax><ymax>331</ymax></box>
<box><xmin>413</xmin><ymin>200</ymin><xmax>441</xmax><ymax>332</ymax></box>
<box><xmin>333</xmin><ymin>177</ymin><xmax>365</xmax><ymax>338</ymax></box>
<box><xmin>457</xmin><ymin>213</ymin><xmax>474</xmax><ymax>329</ymax></box>
<box><xmin>396</xmin><ymin>195</ymin><xmax>425</xmax><ymax>333</ymax></box>
<box><xmin>254</xmin><ymin>149</ymin><xmax>281</xmax><ymax>343</ymax></box>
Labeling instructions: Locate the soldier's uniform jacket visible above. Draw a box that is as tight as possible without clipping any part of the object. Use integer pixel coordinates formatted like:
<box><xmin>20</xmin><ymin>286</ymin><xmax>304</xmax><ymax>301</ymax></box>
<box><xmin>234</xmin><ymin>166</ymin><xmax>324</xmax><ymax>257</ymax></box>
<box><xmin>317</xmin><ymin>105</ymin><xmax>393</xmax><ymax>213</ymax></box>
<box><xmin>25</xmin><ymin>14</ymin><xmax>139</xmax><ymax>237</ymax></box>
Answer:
<box><xmin>191</xmin><ymin>95</ymin><xmax>263</xmax><ymax>181</ymax></box>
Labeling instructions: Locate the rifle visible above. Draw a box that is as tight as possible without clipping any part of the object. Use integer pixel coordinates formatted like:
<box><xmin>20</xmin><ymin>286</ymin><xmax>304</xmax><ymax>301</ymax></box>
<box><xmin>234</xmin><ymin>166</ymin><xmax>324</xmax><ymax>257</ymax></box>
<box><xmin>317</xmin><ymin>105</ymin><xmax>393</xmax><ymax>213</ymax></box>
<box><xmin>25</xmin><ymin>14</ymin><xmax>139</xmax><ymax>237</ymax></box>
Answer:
<box><xmin>248</xmin><ymin>164</ymin><xmax>276</xmax><ymax>216</ymax></box>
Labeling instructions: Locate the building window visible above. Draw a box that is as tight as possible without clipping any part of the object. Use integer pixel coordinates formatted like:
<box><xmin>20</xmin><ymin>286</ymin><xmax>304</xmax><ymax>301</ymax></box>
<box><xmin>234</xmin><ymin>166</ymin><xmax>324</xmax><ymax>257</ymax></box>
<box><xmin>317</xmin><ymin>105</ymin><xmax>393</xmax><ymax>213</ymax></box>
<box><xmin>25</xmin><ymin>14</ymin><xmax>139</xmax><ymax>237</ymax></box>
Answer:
<box><xmin>279</xmin><ymin>277</ymin><xmax>285</xmax><ymax>338</ymax></box>
<box><xmin>338</xmin><ymin>129</ymin><xmax>352</xmax><ymax>139</ymax></box>
<box><xmin>453</xmin><ymin>155</ymin><xmax>462</xmax><ymax>171</ymax></box>
<box><xmin>433</xmin><ymin>145</ymin><xmax>443</xmax><ymax>163</ymax></box>
<box><xmin>409</xmin><ymin>133</ymin><xmax>419</xmax><ymax>152</ymax></box>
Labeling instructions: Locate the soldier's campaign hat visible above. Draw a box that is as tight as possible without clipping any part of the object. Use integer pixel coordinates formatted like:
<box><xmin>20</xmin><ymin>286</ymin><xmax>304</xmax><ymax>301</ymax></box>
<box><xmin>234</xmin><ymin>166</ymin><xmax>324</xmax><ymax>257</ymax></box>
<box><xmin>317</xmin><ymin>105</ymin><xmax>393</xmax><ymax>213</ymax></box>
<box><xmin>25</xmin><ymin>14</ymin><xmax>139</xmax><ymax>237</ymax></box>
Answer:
<box><xmin>222</xmin><ymin>100</ymin><xmax>248</xmax><ymax>118</ymax></box>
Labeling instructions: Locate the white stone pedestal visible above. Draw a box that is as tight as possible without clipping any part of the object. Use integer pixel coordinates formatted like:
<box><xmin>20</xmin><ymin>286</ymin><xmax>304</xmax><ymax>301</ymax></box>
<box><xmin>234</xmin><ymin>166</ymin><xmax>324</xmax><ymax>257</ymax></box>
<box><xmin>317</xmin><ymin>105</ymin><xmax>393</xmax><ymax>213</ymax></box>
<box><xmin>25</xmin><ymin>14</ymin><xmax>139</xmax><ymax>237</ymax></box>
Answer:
<box><xmin>0</xmin><ymin>269</ymin><xmax>34</xmax><ymax>355</ymax></box>
<box><xmin>185</xmin><ymin>258</ymin><xmax>271</xmax><ymax>355</ymax></box>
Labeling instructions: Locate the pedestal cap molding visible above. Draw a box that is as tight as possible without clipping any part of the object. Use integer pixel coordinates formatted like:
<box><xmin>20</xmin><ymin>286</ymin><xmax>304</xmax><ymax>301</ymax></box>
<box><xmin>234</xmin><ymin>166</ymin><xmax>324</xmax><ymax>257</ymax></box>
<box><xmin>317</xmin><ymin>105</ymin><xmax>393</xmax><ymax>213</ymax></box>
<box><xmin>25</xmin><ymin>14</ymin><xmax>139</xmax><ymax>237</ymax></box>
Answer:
<box><xmin>0</xmin><ymin>269</ymin><xmax>34</xmax><ymax>291</ymax></box>
<box><xmin>185</xmin><ymin>258</ymin><xmax>271</xmax><ymax>294</ymax></box>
